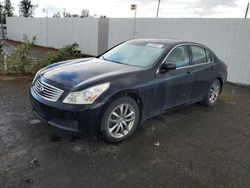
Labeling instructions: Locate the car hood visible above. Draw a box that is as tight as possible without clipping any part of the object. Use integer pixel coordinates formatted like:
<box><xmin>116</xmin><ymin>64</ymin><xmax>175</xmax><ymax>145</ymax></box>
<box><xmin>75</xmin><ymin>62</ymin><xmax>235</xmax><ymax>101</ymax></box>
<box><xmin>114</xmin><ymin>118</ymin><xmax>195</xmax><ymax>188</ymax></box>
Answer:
<box><xmin>41</xmin><ymin>58</ymin><xmax>141</xmax><ymax>88</ymax></box>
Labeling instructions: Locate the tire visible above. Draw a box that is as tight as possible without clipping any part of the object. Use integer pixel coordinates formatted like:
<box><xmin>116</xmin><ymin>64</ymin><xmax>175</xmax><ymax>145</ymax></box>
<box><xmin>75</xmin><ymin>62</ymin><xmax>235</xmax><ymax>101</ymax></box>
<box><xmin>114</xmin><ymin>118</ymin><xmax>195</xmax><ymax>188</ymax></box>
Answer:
<box><xmin>202</xmin><ymin>79</ymin><xmax>221</xmax><ymax>107</ymax></box>
<box><xmin>101</xmin><ymin>96</ymin><xmax>140</xmax><ymax>143</ymax></box>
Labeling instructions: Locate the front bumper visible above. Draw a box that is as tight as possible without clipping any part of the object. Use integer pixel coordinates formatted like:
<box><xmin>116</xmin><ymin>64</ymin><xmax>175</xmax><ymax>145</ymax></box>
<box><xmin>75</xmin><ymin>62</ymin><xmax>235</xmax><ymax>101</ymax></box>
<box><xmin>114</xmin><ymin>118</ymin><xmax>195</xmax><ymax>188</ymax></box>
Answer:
<box><xmin>30</xmin><ymin>89</ymin><xmax>104</xmax><ymax>136</ymax></box>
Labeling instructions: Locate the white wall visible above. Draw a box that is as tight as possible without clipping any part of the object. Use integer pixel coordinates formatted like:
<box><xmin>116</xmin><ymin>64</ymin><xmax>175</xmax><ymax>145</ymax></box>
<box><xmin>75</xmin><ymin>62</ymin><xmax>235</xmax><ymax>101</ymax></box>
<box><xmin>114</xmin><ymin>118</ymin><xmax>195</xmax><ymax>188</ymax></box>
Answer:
<box><xmin>6</xmin><ymin>17</ymin><xmax>250</xmax><ymax>85</ymax></box>
<box><xmin>7</xmin><ymin>17</ymin><xmax>100</xmax><ymax>56</ymax></box>
<box><xmin>109</xmin><ymin>18</ymin><xmax>250</xmax><ymax>85</ymax></box>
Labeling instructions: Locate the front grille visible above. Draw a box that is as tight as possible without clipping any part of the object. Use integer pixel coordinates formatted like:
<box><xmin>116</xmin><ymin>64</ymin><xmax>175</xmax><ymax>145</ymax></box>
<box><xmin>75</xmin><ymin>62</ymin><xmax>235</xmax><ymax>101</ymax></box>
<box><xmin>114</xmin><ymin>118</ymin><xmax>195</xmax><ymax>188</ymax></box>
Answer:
<box><xmin>33</xmin><ymin>79</ymin><xmax>64</xmax><ymax>102</ymax></box>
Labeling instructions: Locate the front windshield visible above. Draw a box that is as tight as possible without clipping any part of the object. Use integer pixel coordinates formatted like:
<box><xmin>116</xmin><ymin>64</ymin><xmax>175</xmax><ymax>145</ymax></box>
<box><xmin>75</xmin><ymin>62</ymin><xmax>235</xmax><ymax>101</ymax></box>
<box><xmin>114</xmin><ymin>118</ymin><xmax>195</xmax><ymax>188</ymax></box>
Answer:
<box><xmin>101</xmin><ymin>42</ymin><xmax>165</xmax><ymax>67</ymax></box>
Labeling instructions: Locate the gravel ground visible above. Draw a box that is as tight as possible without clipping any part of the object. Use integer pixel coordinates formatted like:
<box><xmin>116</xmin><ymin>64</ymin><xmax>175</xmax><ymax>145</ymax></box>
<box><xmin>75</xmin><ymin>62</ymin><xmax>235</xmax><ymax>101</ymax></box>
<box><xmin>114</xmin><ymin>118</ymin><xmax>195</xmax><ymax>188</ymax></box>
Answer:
<box><xmin>0</xmin><ymin>77</ymin><xmax>250</xmax><ymax>188</ymax></box>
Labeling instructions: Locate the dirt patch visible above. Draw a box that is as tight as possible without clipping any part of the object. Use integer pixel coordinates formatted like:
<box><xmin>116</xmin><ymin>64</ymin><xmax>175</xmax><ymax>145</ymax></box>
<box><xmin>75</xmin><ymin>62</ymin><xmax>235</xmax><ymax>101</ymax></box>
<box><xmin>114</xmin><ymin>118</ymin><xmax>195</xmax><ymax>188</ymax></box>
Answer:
<box><xmin>2</xmin><ymin>39</ymin><xmax>57</xmax><ymax>58</ymax></box>
<box><xmin>0</xmin><ymin>74</ymin><xmax>33</xmax><ymax>81</ymax></box>
<box><xmin>2</xmin><ymin>39</ymin><xmax>93</xmax><ymax>58</ymax></box>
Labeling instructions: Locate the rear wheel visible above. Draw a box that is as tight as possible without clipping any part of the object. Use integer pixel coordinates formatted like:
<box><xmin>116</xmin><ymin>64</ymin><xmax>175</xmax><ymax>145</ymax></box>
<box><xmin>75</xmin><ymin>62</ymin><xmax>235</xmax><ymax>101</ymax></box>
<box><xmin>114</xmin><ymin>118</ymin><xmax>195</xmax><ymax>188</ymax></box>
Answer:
<box><xmin>101</xmin><ymin>96</ymin><xmax>139</xmax><ymax>143</ymax></box>
<box><xmin>203</xmin><ymin>79</ymin><xmax>221</xmax><ymax>106</ymax></box>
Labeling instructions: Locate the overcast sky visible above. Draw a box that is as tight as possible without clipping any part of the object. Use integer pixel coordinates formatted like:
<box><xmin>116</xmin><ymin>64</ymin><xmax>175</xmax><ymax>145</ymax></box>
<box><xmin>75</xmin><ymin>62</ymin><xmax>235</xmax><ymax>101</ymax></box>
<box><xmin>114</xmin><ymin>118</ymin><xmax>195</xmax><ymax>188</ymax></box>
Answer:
<box><xmin>2</xmin><ymin>0</ymin><xmax>249</xmax><ymax>18</ymax></box>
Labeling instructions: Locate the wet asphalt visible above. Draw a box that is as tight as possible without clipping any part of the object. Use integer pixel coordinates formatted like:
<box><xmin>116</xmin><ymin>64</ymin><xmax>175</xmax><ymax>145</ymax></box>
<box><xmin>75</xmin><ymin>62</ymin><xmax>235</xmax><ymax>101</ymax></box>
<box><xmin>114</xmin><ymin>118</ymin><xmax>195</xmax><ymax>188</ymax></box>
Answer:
<box><xmin>0</xmin><ymin>77</ymin><xmax>250</xmax><ymax>188</ymax></box>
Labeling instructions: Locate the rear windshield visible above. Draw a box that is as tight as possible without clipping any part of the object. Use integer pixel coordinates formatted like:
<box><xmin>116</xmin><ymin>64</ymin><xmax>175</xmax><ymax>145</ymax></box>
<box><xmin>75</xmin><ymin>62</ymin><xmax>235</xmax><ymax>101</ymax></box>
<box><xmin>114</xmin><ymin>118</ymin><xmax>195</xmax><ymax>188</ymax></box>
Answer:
<box><xmin>101</xmin><ymin>43</ymin><xmax>165</xmax><ymax>67</ymax></box>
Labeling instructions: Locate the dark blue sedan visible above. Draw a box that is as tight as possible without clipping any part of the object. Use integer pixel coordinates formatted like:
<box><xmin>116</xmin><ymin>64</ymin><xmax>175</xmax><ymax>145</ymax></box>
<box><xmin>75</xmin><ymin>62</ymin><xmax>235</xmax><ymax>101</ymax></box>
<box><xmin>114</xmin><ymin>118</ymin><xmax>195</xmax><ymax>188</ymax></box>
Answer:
<box><xmin>30</xmin><ymin>39</ymin><xmax>228</xmax><ymax>143</ymax></box>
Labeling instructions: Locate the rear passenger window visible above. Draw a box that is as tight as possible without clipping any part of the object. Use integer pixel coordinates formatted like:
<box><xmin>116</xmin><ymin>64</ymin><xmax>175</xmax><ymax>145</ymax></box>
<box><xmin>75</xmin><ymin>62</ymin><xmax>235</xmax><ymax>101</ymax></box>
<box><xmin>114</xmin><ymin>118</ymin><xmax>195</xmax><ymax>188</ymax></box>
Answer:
<box><xmin>190</xmin><ymin>46</ymin><xmax>207</xmax><ymax>65</ymax></box>
<box><xmin>205</xmin><ymin>49</ymin><xmax>213</xmax><ymax>62</ymax></box>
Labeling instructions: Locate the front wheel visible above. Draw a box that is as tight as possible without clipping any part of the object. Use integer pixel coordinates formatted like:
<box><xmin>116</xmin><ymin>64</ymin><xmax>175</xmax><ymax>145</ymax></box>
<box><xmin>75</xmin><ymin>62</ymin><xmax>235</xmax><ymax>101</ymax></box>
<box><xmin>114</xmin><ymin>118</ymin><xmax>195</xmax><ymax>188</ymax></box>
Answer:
<box><xmin>202</xmin><ymin>79</ymin><xmax>221</xmax><ymax>107</ymax></box>
<box><xmin>101</xmin><ymin>96</ymin><xmax>140</xmax><ymax>143</ymax></box>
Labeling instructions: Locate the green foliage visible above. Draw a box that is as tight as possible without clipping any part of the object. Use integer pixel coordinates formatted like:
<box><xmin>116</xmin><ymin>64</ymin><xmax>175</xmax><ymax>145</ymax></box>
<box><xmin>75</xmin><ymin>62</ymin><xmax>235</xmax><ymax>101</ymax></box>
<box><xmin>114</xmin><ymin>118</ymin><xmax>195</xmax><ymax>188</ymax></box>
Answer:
<box><xmin>0</xmin><ymin>38</ymin><xmax>81</xmax><ymax>74</ymax></box>
<box><xmin>33</xmin><ymin>43</ymin><xmax>81</xmax><ymax>73</ymax></box>
<box><xmin>4</xmin><ymin>0</ymin><xmax>14</xmax><ymax>17</ymax></box>
<box><xmin>80</xmin><ymin>9</ymin><xmax>89</xmax><ymax>18</ymax></box>
<box><xmin>19</xmin><ymin>0</ymin><xmax>35</xmax><ymax>17</ymax></box>
<box><xmin>0</xmin><ymin>41</ymin><xmax>3</xmax><ymax>52</ymax></box>
<box><xmin>0</xmin><ymin>4</ymin><xmax>3</xmax><ymax>23</ymax></box>
<box><xmin>7</xmin><ymin>35</ymin><xmax>36</xmax><ymax>73</ymax></box>
<box><xmin>0</xmin><ymin>0</ymin><xmax>14</xmax><ymax>24</ymax></box>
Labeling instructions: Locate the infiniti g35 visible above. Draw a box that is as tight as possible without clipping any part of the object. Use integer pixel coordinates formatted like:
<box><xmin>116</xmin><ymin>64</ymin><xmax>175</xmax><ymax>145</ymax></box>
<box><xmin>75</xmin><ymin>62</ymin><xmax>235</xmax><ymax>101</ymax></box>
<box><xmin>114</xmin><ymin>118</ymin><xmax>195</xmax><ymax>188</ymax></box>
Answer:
<box><xmin>30</xmin><ymin>39</ymin><xmax>228</xmax><ymax>143</ymax></box>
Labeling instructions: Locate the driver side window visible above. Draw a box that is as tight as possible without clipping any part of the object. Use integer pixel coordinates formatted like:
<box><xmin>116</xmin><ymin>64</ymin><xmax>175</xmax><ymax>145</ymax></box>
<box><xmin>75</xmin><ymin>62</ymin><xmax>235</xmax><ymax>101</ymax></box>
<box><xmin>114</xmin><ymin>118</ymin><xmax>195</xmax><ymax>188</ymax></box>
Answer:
<box><xmin>166</xmin><ymin>46</ymin><xmax>190</xmax><ymax>68</ymax></box>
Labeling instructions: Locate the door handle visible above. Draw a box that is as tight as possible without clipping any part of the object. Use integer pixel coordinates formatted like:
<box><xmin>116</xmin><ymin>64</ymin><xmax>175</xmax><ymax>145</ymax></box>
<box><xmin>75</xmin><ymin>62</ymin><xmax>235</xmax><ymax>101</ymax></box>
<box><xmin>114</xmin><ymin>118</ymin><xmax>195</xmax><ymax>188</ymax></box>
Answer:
<box><xmin>187</xmin><ymin>71</ymin><xmax>192</xmax><ymax>77</ymax></box>
<box><xmin>210</xmin><ymin>65</ymin><xmax>215</xmax><ymax>70</ymax></box>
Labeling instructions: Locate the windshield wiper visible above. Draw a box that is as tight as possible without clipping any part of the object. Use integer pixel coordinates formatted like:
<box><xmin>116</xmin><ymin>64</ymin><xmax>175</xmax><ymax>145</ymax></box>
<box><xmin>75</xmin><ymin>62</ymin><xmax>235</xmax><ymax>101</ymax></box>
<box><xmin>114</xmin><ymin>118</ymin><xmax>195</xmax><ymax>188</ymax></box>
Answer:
<box><xmin>100</xmin><ymin>56</ymin><xmax>122</xmax><ymax>64</ymax></box>
<box><xmin>100</xmin><ymin>55</ymin><xmax>107</xmax><ymax>61</ymax></box>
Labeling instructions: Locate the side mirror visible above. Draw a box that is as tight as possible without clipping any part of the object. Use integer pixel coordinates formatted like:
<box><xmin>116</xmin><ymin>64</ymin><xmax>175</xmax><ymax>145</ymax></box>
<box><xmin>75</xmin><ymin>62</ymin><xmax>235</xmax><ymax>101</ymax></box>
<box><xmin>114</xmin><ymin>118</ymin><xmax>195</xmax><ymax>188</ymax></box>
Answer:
<box><xmin>160</xmin><ymin>63</ymin><xmax>176</xmax><ymax>72</ymax></box>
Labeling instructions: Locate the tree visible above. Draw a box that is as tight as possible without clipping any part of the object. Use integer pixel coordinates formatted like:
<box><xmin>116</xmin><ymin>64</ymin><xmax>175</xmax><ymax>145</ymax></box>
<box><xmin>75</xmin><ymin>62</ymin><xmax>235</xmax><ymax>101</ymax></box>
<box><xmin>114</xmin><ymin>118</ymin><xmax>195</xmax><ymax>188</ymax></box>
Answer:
<box><xmin>72</xmin><ymin>14</ymin><xmax>79</xmax><ymax>17</ymax></box>
<box><xmin>53</xmin><ymin>12</ymin><xmax>61</xmax><ymax>18</ymax></box>
<box><xmin>80</xmin><ymin>9</ymin><xmax>89</xmax><ymax>18</ymax></box>
<box><xmin>0</xmin><ymin>3</ymin><xmax>5</xmax><ymax>25</ymax></box>
<box><xmin>19</xmin><ymin>0</ymin><xmax>36</xmax><ymax>17</ymax></box>
<box><xmin>62</xmin><ymin>9</ymin><xmax>71</xmax><ymax>17</ymax></box>
<box><xmin>0</xmin><ymin>3</ymin><xmax>3</xmax><ymax>23</ymax></box>
<box><xmin>4</xmin><ymin>0</ymin><xmax>14</xmax><ymax>17</ymax></box>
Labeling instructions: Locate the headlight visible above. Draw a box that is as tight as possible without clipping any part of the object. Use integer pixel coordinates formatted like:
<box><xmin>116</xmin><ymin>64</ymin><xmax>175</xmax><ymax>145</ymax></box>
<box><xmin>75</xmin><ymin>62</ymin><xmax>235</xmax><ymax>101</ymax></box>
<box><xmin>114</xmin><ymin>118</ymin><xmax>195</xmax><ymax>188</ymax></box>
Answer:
<box><xmin>63</xmin><ymin>83</ymin><xmax>110</xmax><ymax>104</ymax></box>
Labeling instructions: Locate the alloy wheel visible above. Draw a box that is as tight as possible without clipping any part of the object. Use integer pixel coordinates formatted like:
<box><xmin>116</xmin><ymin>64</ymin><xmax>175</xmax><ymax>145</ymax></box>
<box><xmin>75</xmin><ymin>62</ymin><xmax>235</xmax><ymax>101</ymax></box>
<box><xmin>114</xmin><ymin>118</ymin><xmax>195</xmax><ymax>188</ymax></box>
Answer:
<box><xmin>209</xmin><ymin>82</ymin><xmax>220</xmax><ymax>103</ymax></box>
<box><xmin>108</xmin><ymin>104</ymin><xmax>136</xmax><ymax>139</ymax></box>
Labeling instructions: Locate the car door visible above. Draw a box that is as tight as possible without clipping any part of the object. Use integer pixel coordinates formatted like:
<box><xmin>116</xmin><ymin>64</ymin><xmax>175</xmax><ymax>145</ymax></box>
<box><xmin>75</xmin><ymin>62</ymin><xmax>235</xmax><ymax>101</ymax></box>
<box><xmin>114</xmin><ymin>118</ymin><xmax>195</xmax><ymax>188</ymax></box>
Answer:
<box><xmin>153</xmin><ymin>45</ymin><xmax>193</xmax><ymax>112</ymax></box>
<box><xmin>188</xmin><ymin>45</ymin><xmax>215</xmax><ymax>102</ymax></box>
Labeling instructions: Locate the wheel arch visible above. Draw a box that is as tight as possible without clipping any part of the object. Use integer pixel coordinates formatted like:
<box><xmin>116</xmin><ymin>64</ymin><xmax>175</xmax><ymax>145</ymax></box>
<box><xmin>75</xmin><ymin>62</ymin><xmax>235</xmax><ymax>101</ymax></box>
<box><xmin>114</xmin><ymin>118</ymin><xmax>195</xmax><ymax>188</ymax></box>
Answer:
<box><xmin>216</xmin><ymin>77</ymin><xmax>223</xmax><ymax>93</ymax></box>
<box><xmin>104</xmin><ymin>89</ymin><xmax>144</xmax><ymax>124</ymax></box>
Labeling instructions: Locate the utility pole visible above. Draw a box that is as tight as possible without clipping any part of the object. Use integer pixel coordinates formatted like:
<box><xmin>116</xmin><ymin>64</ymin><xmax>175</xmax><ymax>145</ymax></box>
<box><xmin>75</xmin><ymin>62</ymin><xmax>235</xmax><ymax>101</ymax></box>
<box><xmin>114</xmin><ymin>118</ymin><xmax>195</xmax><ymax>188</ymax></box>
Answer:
<box><xmin>156</xmin><ymin>0</ymin><xmax>161</xmax><ymax>18</ymax></box>
<box><xmin>245</xmin><ymin>2</ymin><xmax>249</xmax><ymax>18</ymax></box>
<box><xmin>131</xmin><ymin>4</ymin><xmax>137</xmax><ymax>39</ymax></box>
<box><xmin>43</xmin><ymin>8</ymin><xmax>49</xmax><ymax>46</ymax></box>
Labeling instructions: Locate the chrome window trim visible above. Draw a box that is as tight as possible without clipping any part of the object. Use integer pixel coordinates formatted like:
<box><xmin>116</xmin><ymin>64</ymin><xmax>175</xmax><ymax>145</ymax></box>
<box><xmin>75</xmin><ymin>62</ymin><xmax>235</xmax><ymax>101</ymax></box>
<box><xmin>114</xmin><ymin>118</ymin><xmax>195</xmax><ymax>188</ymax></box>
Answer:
<box><xmin>175</xmin><ymin>61</ymin><xmax>215</xmax><ymax>70</ymax></box>
<box><xmin>156</xmin><ymin>43</ymin><xmax>214</xmax><ymax>73</ymax></box>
